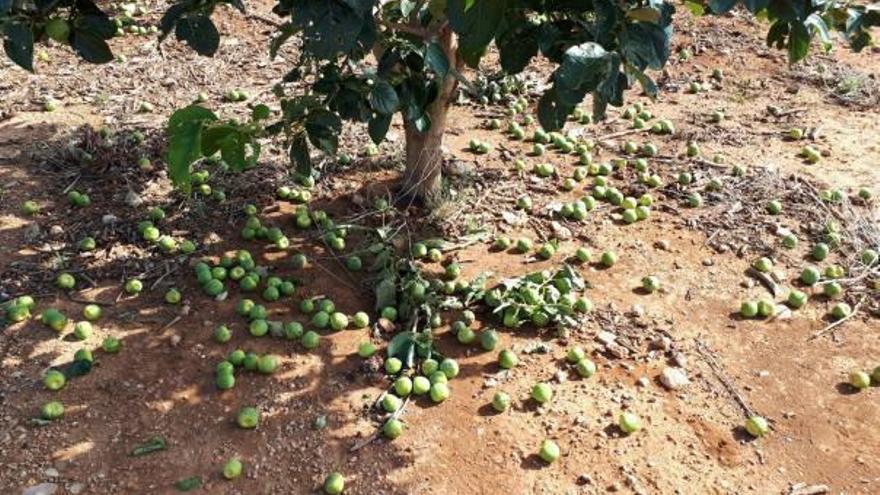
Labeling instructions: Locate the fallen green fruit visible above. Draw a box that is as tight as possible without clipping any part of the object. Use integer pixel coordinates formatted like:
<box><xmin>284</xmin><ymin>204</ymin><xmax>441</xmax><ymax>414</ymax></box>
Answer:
<box><xmin>383</xmin><ymin>418</ymin><xmax>404</xmax><ymax>439</ymax></box>
<box><xmin>430</xmin><ymin>382</ymin><xmax>450</xmax><ymax>402</ymax></box>
<box><xmin>82</xmin><ymin>304</ymin><xmax>102</xmax><ymax>321</ymax></box>
<box><xmin>850</xmin><ymin>370</ymin><xmax>871</xmax><ymax>390</ymax></box>
<box><xmin>385</xmin><ymin>357</ymin><xmax>403</xmax><ymax>374</ymax></box>
<box><xmin>41</xmin><ymin>308</ymin><xmax>67</xmax><ymax>332</ymax></box>
<box><xmin>745</xmin><ymin>415</ymin><xmax>768</xmax><ymax>438</ymax></box>
<box><xmin>538</xmin><ymin>439</ymin><xmax>560</xmax><ymax>463</ymax></box>
<box><xmin>302</xmin><ymin>331</ymin><xmax>321</xmax><ymax>349</ymax></box>
<box><xmin>41</xmin><ymin>401</ymin><xmax>65</xmax><ymax>420</ymax></box>
<box><xmin>257</xmin><ymin>354</ymin><xmax>279</xmax><ymax>374</ymax></box>
<box><xmin>324</xmin><ymin>472</ymin><xmax>345</xmax><ymax>494</ymax></box>
<box><xmin>222</xmin><ymin>458</ymin><xmax>243</xmax><ymax>480</ymax></box>
<box><xmin>382</xmin><ymin>393</ymin><xmax>402</xmax><ymax>413</ymax></box>
<box><xmin>56</xmin><ymin>273</ymin><xmax>76</xmax><ymax>289</ymax></box>
<box><xmin>102</xmin><ymin>336</ymin><xmax>121</xmax><ymax>353</ymax></box>
<box><xmin>236</xmin><ymin>407</ymin><xmax>260</xmax><ymax>429</ymax></box>
<box><xmin>531</xmin><ymin>382</ymin><xmax>553</xmax><ymax>404</ymax></box>
<box><xmin>73</xmin><ymin>321</ymin><xmax>93</xmax><ymax>340</ymax></box>
<box><xmin>412</xmin><ymin>376</ymin><xmax>430</xmax><ymax>395</ymax></box>
<box><xmin>619</xmin><ymin>412</ymin><xmax>642</xmax><ymax>434</ymax></box>
<box><xmin>43</xmin><ymin>369</ymin><xmax>66</xmax><ymax>391</ymax></box>
<box><xmin>498</xmin><ymin>349</ymin><xmax>518</xmax><ymax>369</ymax></box>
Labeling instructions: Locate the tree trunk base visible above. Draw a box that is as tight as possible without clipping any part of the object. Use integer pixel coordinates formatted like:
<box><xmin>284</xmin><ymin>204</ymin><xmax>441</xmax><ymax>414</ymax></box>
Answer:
<box><xmin>400</xmin><ymin>120</ymin><xmax>444</xmax><ymax>208</ymax></box>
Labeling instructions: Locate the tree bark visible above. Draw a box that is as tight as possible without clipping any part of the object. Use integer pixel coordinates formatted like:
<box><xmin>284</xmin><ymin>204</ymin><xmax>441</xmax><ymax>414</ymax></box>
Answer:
<box><xmin>399</xmin><ymin>25</ymin><xmax>460</xmax><ymax>205</ymax></box>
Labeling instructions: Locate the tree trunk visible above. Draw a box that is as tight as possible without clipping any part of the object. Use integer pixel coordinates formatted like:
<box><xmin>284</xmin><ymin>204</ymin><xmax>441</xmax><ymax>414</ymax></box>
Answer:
<box><xmin>399</xmin><ymin>26</ymin><xmax>460</xmax><ymax>205</ymax></box>
<box><xmin>401</xmin><ymin>101</ymin><xmax>448</xmax><ymax>204</ymax></box>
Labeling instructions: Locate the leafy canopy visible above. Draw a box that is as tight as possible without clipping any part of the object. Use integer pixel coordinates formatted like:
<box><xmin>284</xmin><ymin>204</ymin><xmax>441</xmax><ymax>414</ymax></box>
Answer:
<box><xmin>3</xmin><ymin>0</ymin><xmax>878</xmax><ymax>186</ymax></box>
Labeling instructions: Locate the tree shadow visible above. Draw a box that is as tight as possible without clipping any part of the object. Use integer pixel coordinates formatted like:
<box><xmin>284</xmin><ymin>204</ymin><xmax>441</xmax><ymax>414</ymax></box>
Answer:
<box><xmin>730</xmin><ymin>426</ymin><xmax>757</xmax><ymax>443</ymax></box>
<box><xmin>0</xmin><ymin>119</ymin><xmax>438</xmax><ymax>494</ymax></box>
<box><xmin>835</xmin><ymin>381</ymin><xmax>861</xmax><ymax>395</ymax></box>
<box><xmin>519</xmin><ymin>453</ymin><xmax>548</xmax><ymax>470</ymax></box>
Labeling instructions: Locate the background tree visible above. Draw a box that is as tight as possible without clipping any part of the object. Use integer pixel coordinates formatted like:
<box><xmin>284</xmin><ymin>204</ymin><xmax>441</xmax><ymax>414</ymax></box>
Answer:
<box><xmin>2</xmin><ymin>0</ymin><xmax>878</xmax><ymax>203</ymax></box>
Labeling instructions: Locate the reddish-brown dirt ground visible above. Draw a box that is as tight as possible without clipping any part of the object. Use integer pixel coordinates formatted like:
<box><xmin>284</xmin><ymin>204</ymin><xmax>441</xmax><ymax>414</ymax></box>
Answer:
<box><xmin>1</xmin><ymin>3</ymin><xmax>878</xmax><ymax>495</ymax></box>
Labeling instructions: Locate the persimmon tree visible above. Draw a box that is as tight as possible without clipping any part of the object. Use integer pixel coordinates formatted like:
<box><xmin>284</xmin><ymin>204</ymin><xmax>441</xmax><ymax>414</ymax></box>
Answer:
<box><xmin>3</xmin><ymin>0</ymin><xmax>878</xmax><ymax>203</ymax></box>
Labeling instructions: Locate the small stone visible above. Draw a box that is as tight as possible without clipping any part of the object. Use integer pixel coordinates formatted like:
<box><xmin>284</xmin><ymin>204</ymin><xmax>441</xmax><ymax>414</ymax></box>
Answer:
<box><xmin>605</xmin><ymin>342</ymin><xmax>630</xmax><ymax>359</ymax></box>
<box><xmin>124</xmin><ymin>190</ymin><xmax>143</xmax><ymax>207</ymax></box>
<box><xmin>702</xmin><ymin>258</ymin><xmax>714</xmax><ymax>266</ymax></box>
<box><xmin>596</xmin><ymin>331</ymin><xmax>617</xmax><ymax>346</ymax></box>
<box><xmin>577</xmin><ymin>474</ymin><xmax>593</xmax><ymax>485</ymax></box>
<box><xmin>654</xmin><ymin>240</ymin><xmax>670</xmax><ymax>251</ymax></box>
<box><xmin>49</xmin><ymin>225</ymin><xmax>64</xmax><ymax>237</ymax></box>
<box><xmin>447</xmin><ymin>161</ymin><xmax>474</xmax><ymax>176</ymax></box>
<box><xmin>636</xmin><ymin>377</ymin><xmax>650</xmax><ymax>387</ymax></box>
<box><xmin>68</xmin><ymin>483</ymin><xmax>84</xmax><ymax>495</ymax></box>
<box><xmin>651</xmin><ymin>336</ymin><xmax>672</xmax><ymax>351</ymax></box>
<box><xmin>550</xmin><ymin>221</ymin><xmax>572</xmax><ymax>240</ymax></box>
<box><xmin>101</xmin><ymin>214</ymin><xmax>118</xmax><ymax>225</ymax></box>
<box><xmin>659</xmin><ymin>367</ymin><xmax>690</xmax><ymax>390</ymax></box>
<box><xmin>169</xmin><ymin>334</ymin><xmax>181</xmax><ymax>347</ymax></box>
<box><xmin>672</xmin><ymin>352</ymin><xmax>688</xmax><ymax>368</ymax></box>
<box><xmin>555</xmin><ymin>370</ymin><xmax>568</xmax><ymax>384</ymax></box>
<box><xmin>22</xmin><ymin>483</ymin><xmax>58</xmax><ymax>495</ymax></box>
<box><xmin>43</xmin><ymin>468</ymin><xmax>59</xmax><ymax>478</ymax></box>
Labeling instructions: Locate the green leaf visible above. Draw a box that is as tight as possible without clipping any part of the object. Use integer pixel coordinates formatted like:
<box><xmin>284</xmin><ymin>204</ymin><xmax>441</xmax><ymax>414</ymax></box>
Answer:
<box><xmin>741</xmin><ymin>0</ymin><xmax>769</xmax><ymax>13</ymax></box>
<box><xmin>684</xmin><ymin>1</ymin><xmax>705</xmax><ymax>16</ymax></box>
<box><xmin>708</xmin><ymin>0</ymin><xmax>738</xmax><ymax>14</ymax></box>
<box><xmin>220</xmin><ymin>132</ymin><xmax>247</xmax><ymax>171</ymax></box>
<box><xmin>3</xmin><ymin>22</ymin><xmax>34</xmax><ymax>72</ymax></box>
<box><xmin>368</xmin><ymin>113</ymin><xmax>392</xmax><ymax>144</ymax></box>
<box><xmin>74</xmin><ymin>14</ymin><xmax>117</xmax><ymax>39</ymax></box>
<box><xmin>130</xmin><ymin>436</ymin><xmax>167</xmax><ymax>456</ymax></box>
<box><xmin>496</xmin><ymin>16</ymin><xmax>539</xmax><ymax>73</ymax></box>
<box><xmin>305</xmin><ymin>109</ymin><xmax>342</xmax><ymax>154</ymax></box>
<box><xmin>594</xmin><ymin>57</ymin><xmax>625</xmax><ymax>118</ymax></box>
<box><xmin>448</xmin><ymin>0</ymin><xmax>507</xmax><ymax>61</ymax></box>
<box><xmin>167</xmin><ymin>105</ymin><xmax>217</xmax><ymax>191</ymax></box>
<box><xmin>620</xmin><ymin>18</ymin><xmax>671</xmax><ymax>71</ymax></box>
<box><xmin>175</xmin><ymin>14</ymin><xmax>219</xmax><ymax>56</ymax></box>
<box><xmin>767</xmin><ymin>0</ymin><xmax>801</xmax><ymax>22</ymax></box>
<box><xmin>424</xmin><ymin>42</ymin><xmax>449</xmax><ymax>77</ymax></box>
<box><xmin>630</xmin><ymin>67</ymin><xmax>659</xmax><ymax>98</ymax></box>
<box><xmin>387</xmin><ymin>331</ymin><xmax>415</xmax><ymax>360</ymax></box>
<box><xmin>804</xmin><ymin>13</ymin><xmax>832</xmax><ymax>53</ymax></box>
<box><xmin>270</xmin><ymin>22</ymin><xmax>300</xmax><ymax>59</ymax></box>
<box><xmin>537</xmin><ymin>89</ymin><xmax>573</xmax><ymax>131</ymax></box>
<box><xmin>291</xmin><ymin>0</ymin><xmax>369</xmax><ymax>59</ymax></box>
<box><xmin>159</xmin><ymin>3</ymin><xmax>188</xmax><ymax>37</ymax></box>
<box><xmin>200</xmin><ymin>125</ymin><xmax>236</xmax><ymax>156</ymax></box>
<box><xmin>174</xmin><ymin>476</ymin><xmax>202</xmax><ymax>492</ymax></box>
<box><xmin>766</xmin><ymin>20</ymin><xmax>789</xmax><ymax>49</ymax></box>
<box><xmin>555</xmin><ymin>42</ymin><xmax>609</xmax><ymax>101</ymax></box>
<box><xmin>400</xmin><ymin>0</ymin><xmax>416</xmax><ymax>17</ymax></box>
<box><xmin>70</xmin><ymin>30</ymin><xmax>113</xmax><ymax>63</ymax></box>
<box><xmin>251</xmin><ymin>104</ymin><xmax>271</xmax><ymax>120</ymax></box>
<box><xmin>787</xmin><ymin>21</ymin><xmax>810</xmax><ymax>63</ymax></box>
<box><xmin>289</xmin><ymin>134</ymin><xmax>312</xmax><ymax>176</ymax></box>
<box><xmin>369</xmin><ymin>80</ymin><xmax>400</xmax><ymax>115</ymax></box>
<box><xmin>375</xmin><ymin>277</ymin><xmax>397</xmax><ymax>311</ymax></box>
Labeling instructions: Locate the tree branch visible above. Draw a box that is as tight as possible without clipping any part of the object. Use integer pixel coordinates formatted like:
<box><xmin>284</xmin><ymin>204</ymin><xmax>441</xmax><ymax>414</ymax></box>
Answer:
<box><xmin>381</xmin><ymin>20</ymin><xmax>431</xmax><ymax>39</ymax></box>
